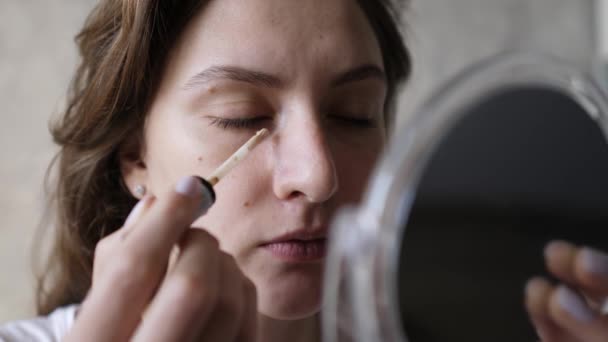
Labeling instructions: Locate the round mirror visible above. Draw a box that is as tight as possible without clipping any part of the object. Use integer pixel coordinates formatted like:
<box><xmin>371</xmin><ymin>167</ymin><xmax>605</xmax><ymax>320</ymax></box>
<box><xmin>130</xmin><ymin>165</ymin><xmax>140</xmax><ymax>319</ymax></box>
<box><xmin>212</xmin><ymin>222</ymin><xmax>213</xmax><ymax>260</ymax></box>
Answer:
<box><xmin>323</xmin><ymin>54</ymin><xmax>608</xmax><ymax>342</ymax></box>
<box><xmin>399</xmin><ymin>85</ymin><xmax>608</xmax><ymax>341</ymax></box>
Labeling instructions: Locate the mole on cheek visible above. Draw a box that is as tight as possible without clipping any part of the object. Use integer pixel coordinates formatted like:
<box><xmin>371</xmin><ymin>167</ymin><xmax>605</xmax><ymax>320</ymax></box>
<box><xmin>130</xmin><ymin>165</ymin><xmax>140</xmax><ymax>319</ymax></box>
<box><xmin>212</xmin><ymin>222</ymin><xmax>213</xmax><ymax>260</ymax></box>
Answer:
<box><xmin>244</xmin><ymin>201</ymin><xmax>250</xmax><ymax>207</ymax></box>
<box><xmin>197</xmin><ymin>156</ymin><xmax>204</xmax><ymax>162</ymax></box>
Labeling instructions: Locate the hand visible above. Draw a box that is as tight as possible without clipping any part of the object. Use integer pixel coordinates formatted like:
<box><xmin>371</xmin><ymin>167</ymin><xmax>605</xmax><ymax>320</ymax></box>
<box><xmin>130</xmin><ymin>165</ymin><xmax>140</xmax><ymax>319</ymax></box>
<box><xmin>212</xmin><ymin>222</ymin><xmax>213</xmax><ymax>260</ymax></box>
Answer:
<box><xmin>63</xmin><ymin>176</ymin><xmax>257</xmax><ymax>342</ymax></box>
<box><xmin>525</xmin><ymin>240</ymin><xmax>608</xmax><ymax>341</ymax></box>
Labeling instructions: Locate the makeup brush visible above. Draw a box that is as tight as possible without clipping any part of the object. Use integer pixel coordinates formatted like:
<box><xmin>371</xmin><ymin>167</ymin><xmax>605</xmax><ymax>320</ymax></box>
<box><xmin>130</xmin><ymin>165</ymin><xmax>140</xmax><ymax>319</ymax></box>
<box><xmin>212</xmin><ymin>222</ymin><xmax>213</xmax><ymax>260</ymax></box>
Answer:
<box><xmin>207</xmin><ymin>128</ymin><xmax>269</xmax><ymax>186</ymax></box>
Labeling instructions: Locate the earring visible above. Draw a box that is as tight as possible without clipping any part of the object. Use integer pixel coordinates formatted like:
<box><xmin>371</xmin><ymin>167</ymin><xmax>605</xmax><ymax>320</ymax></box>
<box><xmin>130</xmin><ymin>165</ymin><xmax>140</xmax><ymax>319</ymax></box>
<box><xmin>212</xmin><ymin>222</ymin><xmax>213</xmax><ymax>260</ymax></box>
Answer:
<box><xmin>134</xmin><ymin>185</ymin><xmax>146</xmax><ymax>197</ymax></box>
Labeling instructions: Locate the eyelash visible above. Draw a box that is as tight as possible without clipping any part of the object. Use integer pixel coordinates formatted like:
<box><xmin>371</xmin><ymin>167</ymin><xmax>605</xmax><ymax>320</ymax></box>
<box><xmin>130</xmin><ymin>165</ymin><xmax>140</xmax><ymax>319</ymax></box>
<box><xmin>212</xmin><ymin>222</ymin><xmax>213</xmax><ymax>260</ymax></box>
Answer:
<box><xmin>208</xmin><ymin>115</ymin><xmax>376</xmax><ymax>130</ymax></box>
<box><xmin>209</xmin><ymin>117</ymin><xmax>268</xmax><ymax>129</ymax></box>
<box><xmin>331</xmin><ymin>115</ymin><xmax>377</xmax><ymax>128</ymax></box>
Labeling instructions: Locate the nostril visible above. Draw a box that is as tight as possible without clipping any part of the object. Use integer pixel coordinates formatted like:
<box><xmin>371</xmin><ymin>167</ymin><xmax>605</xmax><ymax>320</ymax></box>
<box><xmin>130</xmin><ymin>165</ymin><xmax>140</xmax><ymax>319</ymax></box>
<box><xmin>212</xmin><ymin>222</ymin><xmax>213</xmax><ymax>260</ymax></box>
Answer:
<box><xmin>286</xmin><ymin>190</ymin><xmax>306</xmax><ymax>201</ymax></box>
<box><xmin>271</xmin><ymin>122</ymin><xmax>338</xmax><ymax>202</ymax></box>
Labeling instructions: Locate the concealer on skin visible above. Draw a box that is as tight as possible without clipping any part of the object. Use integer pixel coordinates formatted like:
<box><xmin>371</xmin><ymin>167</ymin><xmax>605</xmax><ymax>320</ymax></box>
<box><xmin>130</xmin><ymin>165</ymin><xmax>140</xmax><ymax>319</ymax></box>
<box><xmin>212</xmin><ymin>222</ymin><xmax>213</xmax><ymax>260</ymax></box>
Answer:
<box><xmin>207</xmin><ymin>128</ymin><xmax>269</xmax><ymax>186</ymax></box>
<box><xmin>197</xmin><ymin>128</ymin><xmax>270</xmax><ymax>220</ymax></box>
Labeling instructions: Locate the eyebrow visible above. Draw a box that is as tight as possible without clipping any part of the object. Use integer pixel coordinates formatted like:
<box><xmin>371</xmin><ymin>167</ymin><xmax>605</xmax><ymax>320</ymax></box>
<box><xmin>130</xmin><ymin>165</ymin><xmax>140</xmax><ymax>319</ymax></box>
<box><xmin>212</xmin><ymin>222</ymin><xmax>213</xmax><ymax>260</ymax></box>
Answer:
<box><xmin>183</xmin><ymin>66</ymin><xmax>283</xmax><ymax>89</ymax></box>
<box><xmin>183</xmin><ymin>64</ymin><xmax>386</xmax><ymax>90</ymax></box>
<box><xmin>331</xmin><ymin>64</ymin><xmax>386</xmax><ymax>87</ymax></box>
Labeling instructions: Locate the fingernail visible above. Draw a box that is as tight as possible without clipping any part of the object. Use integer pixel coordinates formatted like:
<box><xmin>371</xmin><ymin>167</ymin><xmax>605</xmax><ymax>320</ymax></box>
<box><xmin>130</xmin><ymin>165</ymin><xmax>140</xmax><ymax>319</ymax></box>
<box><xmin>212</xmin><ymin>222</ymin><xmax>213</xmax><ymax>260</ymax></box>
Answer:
<box><xmin>544</xmin><ymin>240</ymin><xmax>573</xmax><ymax>260</ymax></box>
<box><xmin>525</xmin><ymin>277</ymin><xmax>549</xmax><ymax>296</ymax></box>
<box><xmin>124</xmin><ymin>197</ymin><xmax>147</xmax><ymax>227</ymax></box>
<box><xmin>556</xmin><ymin>286</ymin><xmax>596</xmax><ymax>323</ymax></box>
<box><xmin>602</xmin><ymin>298</ymin><xmax>608</xmax><ymax>314</ymax></box>
<box><xmin>580</xmin><ymin>247</ymin><xmax>608</xmax><ymax>277</ymax></box>
<box><xmin>175</xmin><ymin>175</ymin><xmax>204</xmax><ymax>198</ymax></box>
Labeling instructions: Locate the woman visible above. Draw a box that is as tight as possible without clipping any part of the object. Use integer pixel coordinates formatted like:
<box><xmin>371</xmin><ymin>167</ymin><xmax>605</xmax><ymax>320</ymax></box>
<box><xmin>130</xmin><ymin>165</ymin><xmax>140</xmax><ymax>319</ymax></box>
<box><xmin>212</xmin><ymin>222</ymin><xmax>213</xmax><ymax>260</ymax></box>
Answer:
<box><xmin>3</xmin><ymin>0</ymin><xmax>408</xmax><ymax>340</ymax></box>
<box><xmin>1</xmin><ymin>0</ymin><xmax>607</xmax><ymax>341</ymax></box>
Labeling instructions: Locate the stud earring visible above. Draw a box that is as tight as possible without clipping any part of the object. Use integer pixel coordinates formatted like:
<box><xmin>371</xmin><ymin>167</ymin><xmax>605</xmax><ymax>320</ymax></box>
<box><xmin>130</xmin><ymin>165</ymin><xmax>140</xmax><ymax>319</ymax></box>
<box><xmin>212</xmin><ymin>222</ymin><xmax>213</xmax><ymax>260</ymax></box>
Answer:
<box><xmin>134</xmin><ymin>185</ymin><xmax>146</xmax><ymax>198</ymax></box>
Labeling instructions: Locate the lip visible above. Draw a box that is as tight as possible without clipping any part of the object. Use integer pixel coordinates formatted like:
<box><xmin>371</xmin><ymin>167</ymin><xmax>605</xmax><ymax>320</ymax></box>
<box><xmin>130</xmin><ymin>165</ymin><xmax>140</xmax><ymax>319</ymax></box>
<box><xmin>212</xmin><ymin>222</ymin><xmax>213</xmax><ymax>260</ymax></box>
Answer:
<box><xmin>263</xmin><ymin>226</ymin><xmax>328</xmax><ymax>244</ymax></box>
<box><xmin>260</xmin><ymin>226</ymin><xmax>328</xmax><ymax>262</ymax></box>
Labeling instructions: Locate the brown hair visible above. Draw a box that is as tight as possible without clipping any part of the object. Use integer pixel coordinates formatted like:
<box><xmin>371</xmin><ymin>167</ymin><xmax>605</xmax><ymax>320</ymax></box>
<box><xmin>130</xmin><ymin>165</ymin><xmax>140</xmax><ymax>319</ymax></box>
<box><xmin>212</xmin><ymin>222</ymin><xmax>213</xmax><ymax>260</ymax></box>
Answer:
<box><xmin>36</xmin><ymin>0</ymin><xmax>412</xmax><ymax>315</ymax></box>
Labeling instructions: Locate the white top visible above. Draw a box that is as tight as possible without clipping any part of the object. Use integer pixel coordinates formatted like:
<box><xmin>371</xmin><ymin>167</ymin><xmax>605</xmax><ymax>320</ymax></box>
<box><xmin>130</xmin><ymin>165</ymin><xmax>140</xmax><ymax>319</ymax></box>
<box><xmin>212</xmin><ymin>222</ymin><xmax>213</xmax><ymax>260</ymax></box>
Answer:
<box><xmin>0</xmin><ymin>305</ymin><xmax>78</xmax><ymax>342</ymax></box>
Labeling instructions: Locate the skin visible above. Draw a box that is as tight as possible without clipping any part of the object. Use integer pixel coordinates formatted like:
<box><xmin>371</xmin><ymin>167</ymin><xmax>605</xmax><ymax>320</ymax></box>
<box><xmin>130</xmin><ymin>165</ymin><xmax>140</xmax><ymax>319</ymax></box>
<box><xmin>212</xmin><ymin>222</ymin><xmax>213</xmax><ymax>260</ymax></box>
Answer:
<box><xmin>145</xmin><ymin>0</ymin><xmax>385</xmax><ymax>321</ymax></box>
<box><xmin>67</xmin><ymin>0</ymin><xmax>386</xmax><ymax>341</ymax></box>
<box><xmin>136</xmin><ymin>0</ymin><xmax>384</xmax><ymax>321</ymax></box>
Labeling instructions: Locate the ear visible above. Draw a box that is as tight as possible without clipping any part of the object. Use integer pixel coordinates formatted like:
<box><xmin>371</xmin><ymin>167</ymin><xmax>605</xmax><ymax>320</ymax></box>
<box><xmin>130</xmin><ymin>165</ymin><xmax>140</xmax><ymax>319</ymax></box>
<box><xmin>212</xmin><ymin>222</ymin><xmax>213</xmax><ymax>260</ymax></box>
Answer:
<box><xmin>119</xmin><ymin>134</ymin><xmax>149</xmax><ymax>199</ymax></box>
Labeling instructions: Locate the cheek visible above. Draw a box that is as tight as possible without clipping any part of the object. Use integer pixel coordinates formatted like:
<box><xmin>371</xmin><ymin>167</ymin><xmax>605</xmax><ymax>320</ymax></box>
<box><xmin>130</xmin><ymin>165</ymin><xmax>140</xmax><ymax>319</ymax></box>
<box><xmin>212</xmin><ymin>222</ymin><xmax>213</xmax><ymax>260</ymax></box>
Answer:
<box><xmin>191</xmin><ymin>154</ymin><xmax>270</xmax><ymax>247</ymax></box>
<box><xmin>143</xmin><ymin>115</ymin><xmax>201</xmax><ymax>188</ymax></box>
<box><xmin>144</xmin><ymin>112</ymin><xmax>249</xmax><ymax>194</ymax></box>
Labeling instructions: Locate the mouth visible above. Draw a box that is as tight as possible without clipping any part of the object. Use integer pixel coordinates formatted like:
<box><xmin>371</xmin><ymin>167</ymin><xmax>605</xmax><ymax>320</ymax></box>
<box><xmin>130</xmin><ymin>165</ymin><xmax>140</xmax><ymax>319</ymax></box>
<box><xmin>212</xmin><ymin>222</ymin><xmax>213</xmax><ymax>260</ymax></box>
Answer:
<box><xmin>261</xmin><ymin>227</ymin><xmax>328</xmax><ymax>262</ymax></box>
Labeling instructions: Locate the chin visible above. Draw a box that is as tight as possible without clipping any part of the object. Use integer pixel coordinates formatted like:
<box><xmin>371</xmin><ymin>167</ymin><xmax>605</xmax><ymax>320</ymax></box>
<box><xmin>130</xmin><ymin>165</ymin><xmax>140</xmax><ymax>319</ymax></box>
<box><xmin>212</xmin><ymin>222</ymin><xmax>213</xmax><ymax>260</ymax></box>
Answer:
<box><xmin>256</xmin><ymin>266</ymin><xmax>324</xmax><ymax>320</ymax></box>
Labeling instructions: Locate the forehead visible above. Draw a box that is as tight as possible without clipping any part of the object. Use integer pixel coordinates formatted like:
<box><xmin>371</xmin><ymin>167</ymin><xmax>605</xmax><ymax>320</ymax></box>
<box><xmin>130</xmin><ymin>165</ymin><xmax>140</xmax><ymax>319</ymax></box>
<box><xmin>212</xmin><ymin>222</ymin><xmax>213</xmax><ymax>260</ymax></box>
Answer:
<box><xmin>166</xmin><ymin>0</ymin><xmax>383</xmax><ymax>87</ymax></box>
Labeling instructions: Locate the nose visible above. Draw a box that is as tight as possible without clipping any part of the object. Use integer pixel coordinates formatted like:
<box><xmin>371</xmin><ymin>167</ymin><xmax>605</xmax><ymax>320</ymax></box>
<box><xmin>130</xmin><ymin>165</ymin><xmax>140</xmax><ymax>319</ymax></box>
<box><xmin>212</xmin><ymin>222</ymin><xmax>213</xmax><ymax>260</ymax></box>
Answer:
<box><xmin>272</xmin><ymin>110</ymin><xmax>338</xmax><ymax>203</ymax></box>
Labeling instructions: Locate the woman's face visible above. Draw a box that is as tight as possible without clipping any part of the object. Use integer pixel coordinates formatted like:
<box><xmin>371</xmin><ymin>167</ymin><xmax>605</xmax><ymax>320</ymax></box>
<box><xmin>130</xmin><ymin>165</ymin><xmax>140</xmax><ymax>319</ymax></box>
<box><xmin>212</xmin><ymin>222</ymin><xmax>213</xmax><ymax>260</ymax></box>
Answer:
<box><xmin>125</xmin><ymin>0</ymin><xmax>386</xmax><ymax>319</ymax></box>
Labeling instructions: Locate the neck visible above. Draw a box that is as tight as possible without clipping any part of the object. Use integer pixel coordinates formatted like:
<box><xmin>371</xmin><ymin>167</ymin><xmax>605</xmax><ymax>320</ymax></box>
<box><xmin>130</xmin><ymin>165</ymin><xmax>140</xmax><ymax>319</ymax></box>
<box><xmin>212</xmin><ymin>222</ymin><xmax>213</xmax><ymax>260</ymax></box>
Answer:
<box><xmin>257</xmin><ymin>313</ymin><xmax>320</xmax><ymax>342</ymax></box>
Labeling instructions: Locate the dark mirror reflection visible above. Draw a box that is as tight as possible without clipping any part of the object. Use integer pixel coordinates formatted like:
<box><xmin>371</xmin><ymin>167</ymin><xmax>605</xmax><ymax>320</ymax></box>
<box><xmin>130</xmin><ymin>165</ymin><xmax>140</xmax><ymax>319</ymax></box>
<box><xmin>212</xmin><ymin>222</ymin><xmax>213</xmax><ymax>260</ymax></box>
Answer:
<box><xmin>398</xmin><ymin>87</ymin><xmax>608</xmax><ymax>341</ymax></box>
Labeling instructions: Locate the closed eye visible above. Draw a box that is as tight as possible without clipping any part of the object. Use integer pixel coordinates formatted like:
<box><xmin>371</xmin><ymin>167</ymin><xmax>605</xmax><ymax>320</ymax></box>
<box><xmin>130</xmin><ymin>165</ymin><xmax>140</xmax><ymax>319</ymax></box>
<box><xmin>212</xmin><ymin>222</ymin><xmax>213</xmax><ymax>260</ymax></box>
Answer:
<box><xmin>329</xmin><ymin>115</ymin><xmax>377</xmax><ymax>128</ymax></box>
<box><xmin>208</xmin><ymin>116</ymin><xmax>271</xmax><ymax>130</ymax></box>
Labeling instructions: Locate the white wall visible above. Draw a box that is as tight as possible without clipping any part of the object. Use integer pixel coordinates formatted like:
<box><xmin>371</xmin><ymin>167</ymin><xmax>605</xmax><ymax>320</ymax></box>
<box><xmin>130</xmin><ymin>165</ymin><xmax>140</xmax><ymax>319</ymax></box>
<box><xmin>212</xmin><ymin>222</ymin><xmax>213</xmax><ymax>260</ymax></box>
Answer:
<box><xmin>0</xmin><ymin>0</ymin><xmax>96</xmax><ymax>322</ymax></box>
<box><xmin>399</xmin><ymin>0</ymin><xmax>596</xmax><ymax>129</ymax></box>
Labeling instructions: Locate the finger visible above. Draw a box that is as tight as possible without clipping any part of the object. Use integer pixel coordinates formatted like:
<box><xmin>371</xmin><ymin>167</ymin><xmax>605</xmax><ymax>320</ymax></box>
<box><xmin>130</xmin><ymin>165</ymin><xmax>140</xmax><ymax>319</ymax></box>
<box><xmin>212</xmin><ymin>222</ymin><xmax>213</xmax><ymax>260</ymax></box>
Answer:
<box><xmin>573</xmin><ymin>246</ymin><xmax>608</xmax><ymax>301</ymax></box>
<box><xmin>120</xmin><ymin>195</ymin><xmax>156</xmax><ymax>238</ymax></box>
<box><xmin>235</xmin><ymin>276</ymin><xmax>258</xmax><ymax>342</ymax></box>
<box><xmin>91</xmin><ymin>195</ymin><xmax>156</xmax><ymax>247</ymax></box>
<box><xmin>525</xmin><ymin>277</ymin><xmax>576</xmax><ymax>341</ymax></box>
<box><xmin>87</xmin><ymin>177</ymin><xmax>213</xmax><ymax>317</ymax></box>
<box><xmin>548</xmin><ymin>285</ymin><xmax>608</xmax><ymax>342</ymax></box>
<box><xmin>544</xmin><ymin>240</ymin><xmax>578</xmax><ymax>286</ymax></box>
<box><xmin>196</xmin><ymin>252</ymin><xmax>245</xmax><ymax>341</ymax></box>
<box><xmin>133</xmin><ymin>229</ymin><xmax>221</xmax><ymax>342</ymax></box>
<box><xmin>125</xmin><ymin>175</ymin><xmax>215</xmax><ymax>261</ymax></box>
<box><xmin>69</xmin><ymin>178</ymin><xmax>214</xmax><ymax>342</ymax></box>
<box><xmin>66</xmin><ymin>195</ymin><xmax>158</xmax><ymax>342</ymax></box>
<box><xmin>545</xmin><ymin>241</ymin><xmax>608</xmax><ymax>303</ymax></box>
